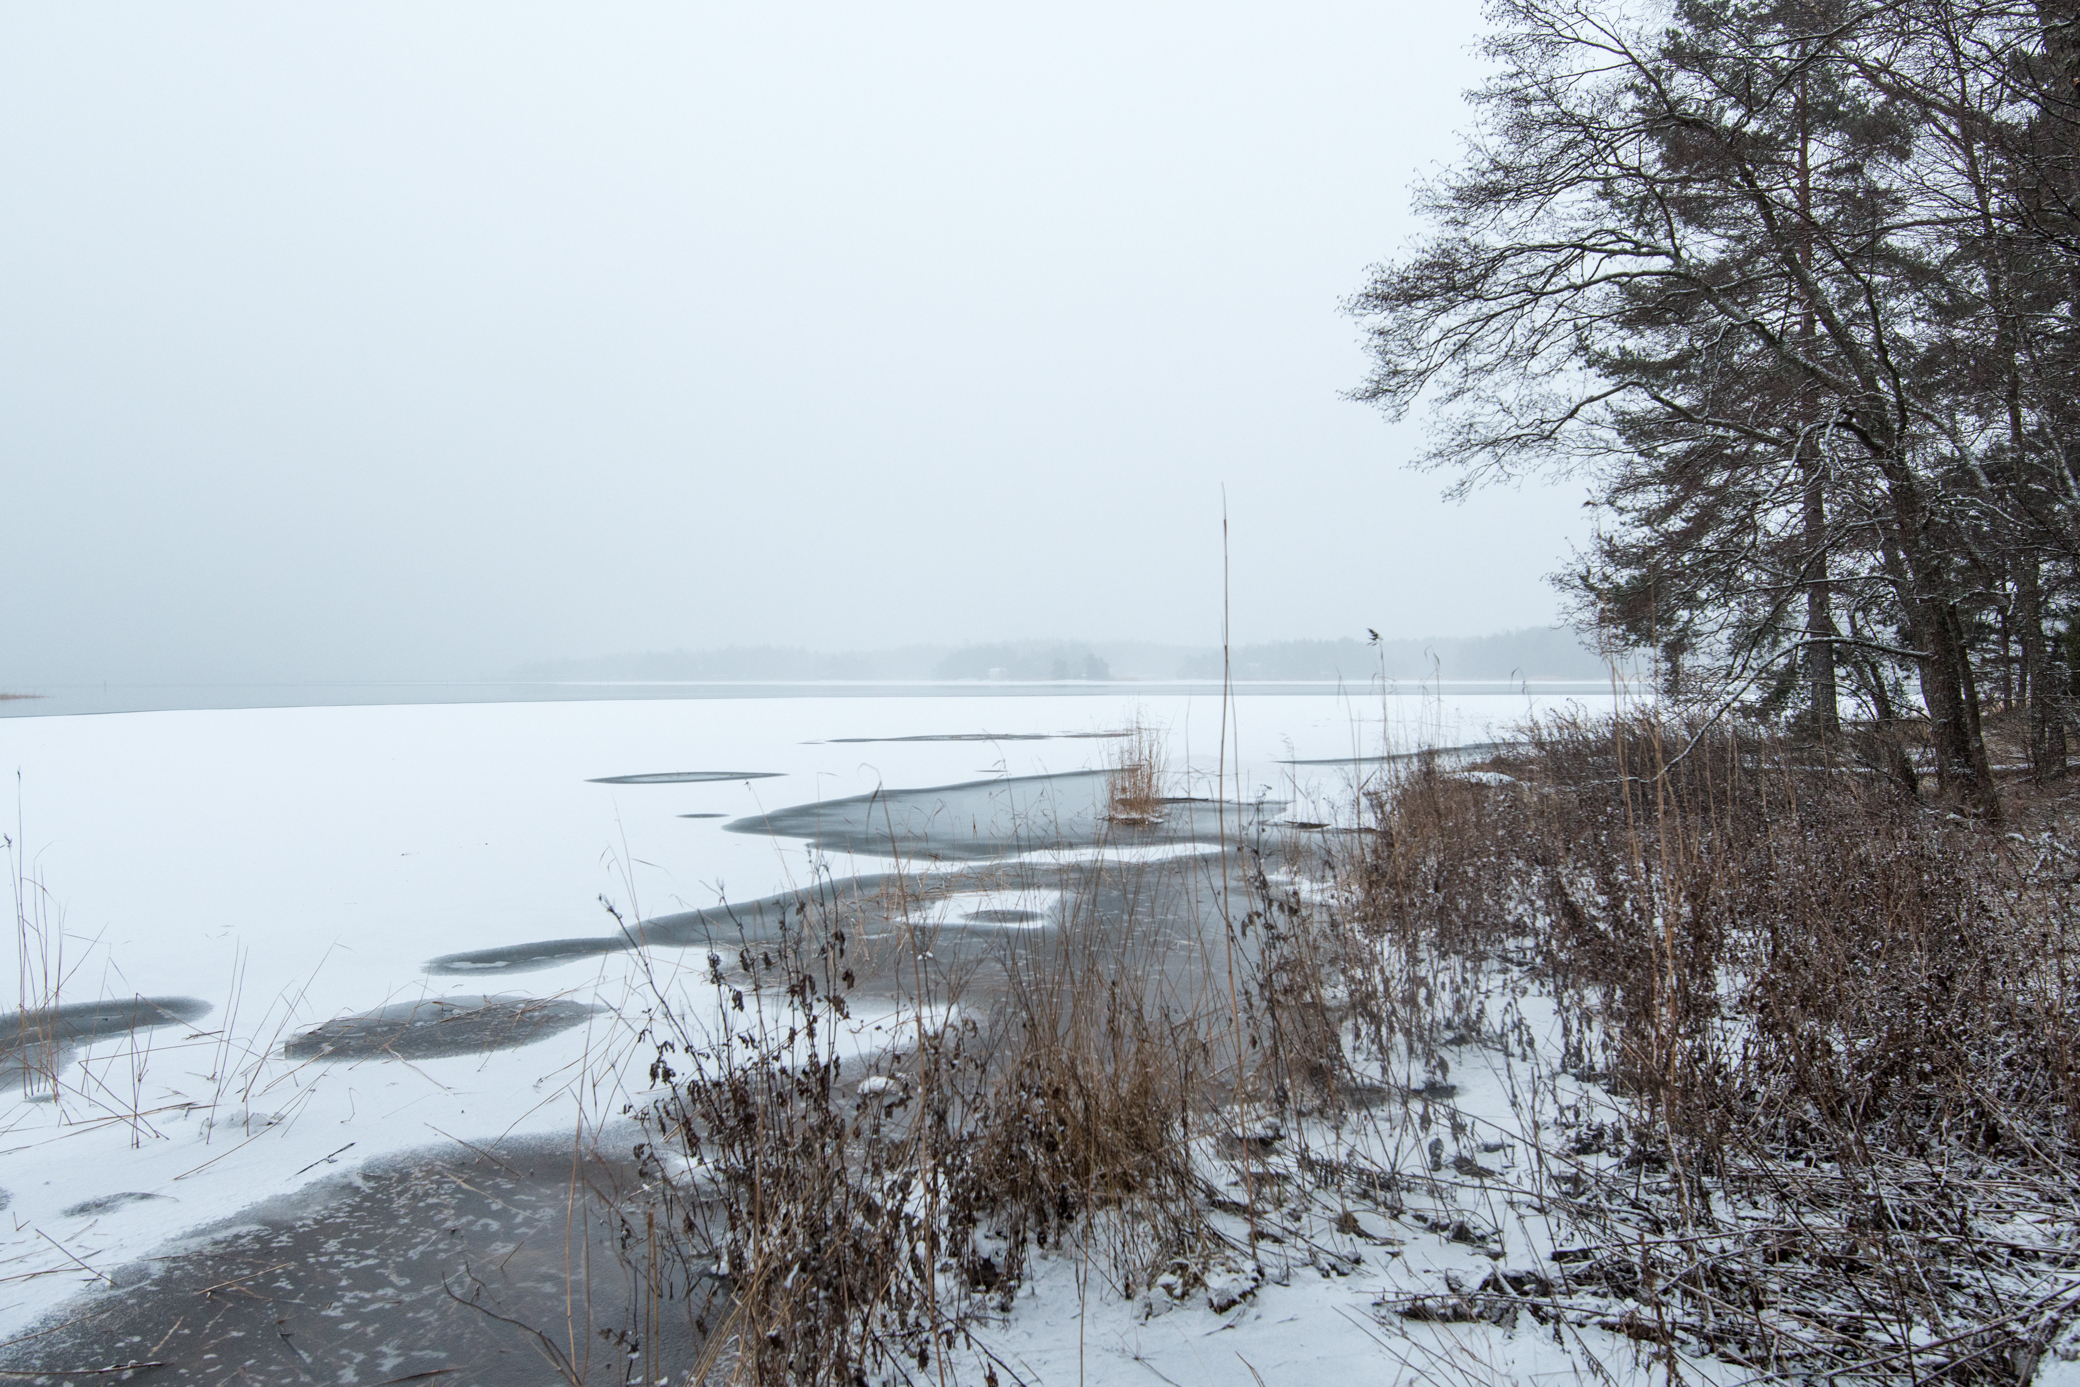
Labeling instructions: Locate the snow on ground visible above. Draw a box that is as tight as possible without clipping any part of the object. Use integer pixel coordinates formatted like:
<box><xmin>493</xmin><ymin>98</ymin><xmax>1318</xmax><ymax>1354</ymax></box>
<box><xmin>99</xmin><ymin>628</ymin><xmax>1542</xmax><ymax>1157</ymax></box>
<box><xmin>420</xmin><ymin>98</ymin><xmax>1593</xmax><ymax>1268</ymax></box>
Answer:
<box><xmin>0</xmin><ymin>688</ymin><xmax>1612</xmax><ymax>1356</ymax></box>
<box><xmin>935</xmin><ymin>968</ymin><xmax>1737</xmax><ymax>1387</ymax></box>
<box><xmin>975</xmin><ymin>1236</ymin><xmax>1722</xmax><ymax>1387</ymax></box>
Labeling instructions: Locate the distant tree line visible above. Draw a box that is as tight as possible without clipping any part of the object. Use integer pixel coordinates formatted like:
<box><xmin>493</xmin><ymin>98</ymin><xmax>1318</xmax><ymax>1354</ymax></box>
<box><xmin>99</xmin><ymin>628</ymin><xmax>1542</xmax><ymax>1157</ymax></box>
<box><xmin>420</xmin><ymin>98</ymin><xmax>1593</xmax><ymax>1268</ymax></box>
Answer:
<box><xmin>1170</xmin><ymin>630</ymin><xmax>1622</xmax><ymax>681</ymax></box>
<box><xmin>929</xmin><ymin>645</ymin><xmax>1114</xmax><ymax>681</ymax></box>
<box><xmin>510</xmin><ymin>629</ymin><xmax>1615</xmax><ymax>683</ymax></box>
<box><xmin>1350</xmin><ymin>0</ymin><xmax>2080</xmax><ymax>814</ymax></box>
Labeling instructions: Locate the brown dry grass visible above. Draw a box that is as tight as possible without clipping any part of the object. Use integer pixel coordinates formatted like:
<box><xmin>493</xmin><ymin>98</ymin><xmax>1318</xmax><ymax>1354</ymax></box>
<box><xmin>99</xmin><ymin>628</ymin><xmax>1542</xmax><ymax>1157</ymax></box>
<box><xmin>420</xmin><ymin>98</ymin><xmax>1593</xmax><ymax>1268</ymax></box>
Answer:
<box><xmin>636</xmin><ymin>856</ymin><xmax>1229</xmax><ymax>1385</ymax></box>
<box><xmin>1103</xmin><ymin>718</ymin><xmax>1167</xmax><ymax>824</ymax></box>
<box><xmin>614</xmin><ymin>709</ymin><xmax>2080</xmax><ymax>1384</ymax></box>
<box><xmin>1350</xmin><ymin>713</ymin><xmax>2080</xmax><ymax>1381</ymax></box>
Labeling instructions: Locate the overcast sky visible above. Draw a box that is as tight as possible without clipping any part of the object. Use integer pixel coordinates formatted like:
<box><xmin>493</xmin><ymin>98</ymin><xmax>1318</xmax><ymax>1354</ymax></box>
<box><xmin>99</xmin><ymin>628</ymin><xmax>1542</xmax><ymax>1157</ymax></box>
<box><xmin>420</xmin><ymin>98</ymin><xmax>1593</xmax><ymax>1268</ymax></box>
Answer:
<box><xmin>0</xmin><ymin>2</ymin><xmax>1589</xmax><ymax>684</ymax></box>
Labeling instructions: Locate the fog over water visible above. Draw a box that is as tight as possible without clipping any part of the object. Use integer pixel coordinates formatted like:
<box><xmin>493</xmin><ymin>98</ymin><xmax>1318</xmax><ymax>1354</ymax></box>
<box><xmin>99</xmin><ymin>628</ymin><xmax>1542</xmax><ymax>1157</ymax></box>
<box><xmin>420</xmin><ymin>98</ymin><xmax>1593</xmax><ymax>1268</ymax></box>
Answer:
<box><xmin>0</xmin><ymin>1</ymin><xmax>1589</xmax><ymax>689</ymax></box>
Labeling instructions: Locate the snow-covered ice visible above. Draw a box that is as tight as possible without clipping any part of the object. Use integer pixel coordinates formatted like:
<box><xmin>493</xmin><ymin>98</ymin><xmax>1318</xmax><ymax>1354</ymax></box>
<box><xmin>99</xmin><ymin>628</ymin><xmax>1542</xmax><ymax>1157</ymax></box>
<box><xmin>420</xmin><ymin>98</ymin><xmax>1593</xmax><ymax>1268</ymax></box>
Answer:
<box><xmin>0</xmin><ymin>687</ymin><xmax>1614</xmax><ymax>1363</ymax></box>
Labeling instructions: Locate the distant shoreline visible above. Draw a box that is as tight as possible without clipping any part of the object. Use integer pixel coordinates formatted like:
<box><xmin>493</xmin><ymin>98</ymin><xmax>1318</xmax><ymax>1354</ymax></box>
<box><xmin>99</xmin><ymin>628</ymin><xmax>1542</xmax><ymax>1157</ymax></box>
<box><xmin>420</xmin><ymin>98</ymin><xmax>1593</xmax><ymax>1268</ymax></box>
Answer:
<box><xmin>0</xmin><ymin>677</ymin><xmax>1643</xmax><ymax>720</ymax></box>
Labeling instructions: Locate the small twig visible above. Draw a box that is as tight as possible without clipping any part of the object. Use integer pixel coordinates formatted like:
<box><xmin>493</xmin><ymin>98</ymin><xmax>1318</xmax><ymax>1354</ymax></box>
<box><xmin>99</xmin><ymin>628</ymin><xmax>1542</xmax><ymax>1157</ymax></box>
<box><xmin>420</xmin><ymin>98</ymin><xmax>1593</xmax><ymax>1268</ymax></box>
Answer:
<box><xmin>0</xmin><ymin>1365</ymin><xmax>163</xmax><ymax>1378</ymax></box>
<box><xmin>291</xmin><ymin>1141</ymin><xmax>355</xmax><ymax>1178</ymax></box>
<box><xmin>32</xmin><ymin>1229</ymin><xmax>110</xmax><ymax>1287</ymax></box>
<box><xmin>425</xmin><ymin>1123</ymin><xmax>525</xmax><ymax>1178</ymax></box>
<box><xmin>194</xmin><ymin>1261</ymin><xmax>294</xmax><ymax>1297</ymax></box>
<box><xmin>440</xmin><ymin>1271</ymin><xmax>582</xmax><ymax>1386</ymax></box>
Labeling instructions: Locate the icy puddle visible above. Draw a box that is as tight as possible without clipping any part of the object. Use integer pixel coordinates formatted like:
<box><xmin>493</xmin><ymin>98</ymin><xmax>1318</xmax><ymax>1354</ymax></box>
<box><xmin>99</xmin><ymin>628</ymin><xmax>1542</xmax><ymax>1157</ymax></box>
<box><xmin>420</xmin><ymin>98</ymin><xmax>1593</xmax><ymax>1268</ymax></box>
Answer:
<box><xmin>282</xmin><ymin>996</ymin><xmax>601</xmax><ymax>1062</ymax></box>
<box><xmin>0</xmin><ymin>998</ymin><xmax>212</xmax><ymax>1094</ymax></box>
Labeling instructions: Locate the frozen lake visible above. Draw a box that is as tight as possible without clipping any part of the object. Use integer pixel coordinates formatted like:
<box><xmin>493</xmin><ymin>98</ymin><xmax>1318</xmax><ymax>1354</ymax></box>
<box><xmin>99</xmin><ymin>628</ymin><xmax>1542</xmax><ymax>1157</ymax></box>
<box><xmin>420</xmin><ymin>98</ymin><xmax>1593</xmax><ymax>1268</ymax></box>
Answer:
<box><xmin>0</xmin><ymin>687</ymin><xmax>1617</xmax><ymax>1365</ymax></box>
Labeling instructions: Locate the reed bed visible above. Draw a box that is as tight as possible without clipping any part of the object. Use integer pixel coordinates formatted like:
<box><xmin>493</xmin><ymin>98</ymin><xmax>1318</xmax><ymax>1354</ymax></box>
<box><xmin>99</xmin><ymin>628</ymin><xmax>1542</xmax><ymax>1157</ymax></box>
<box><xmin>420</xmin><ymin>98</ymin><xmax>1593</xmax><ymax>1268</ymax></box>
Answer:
<box><xmin>1346</xmin><ymin>714</ymin><xmax>2080</xmax><ymax>1382</ymax></box>
<box><xmin>596</xmin><ymin>711</ymin><xmax>2080</xmax><ymax>1384</ymax></box>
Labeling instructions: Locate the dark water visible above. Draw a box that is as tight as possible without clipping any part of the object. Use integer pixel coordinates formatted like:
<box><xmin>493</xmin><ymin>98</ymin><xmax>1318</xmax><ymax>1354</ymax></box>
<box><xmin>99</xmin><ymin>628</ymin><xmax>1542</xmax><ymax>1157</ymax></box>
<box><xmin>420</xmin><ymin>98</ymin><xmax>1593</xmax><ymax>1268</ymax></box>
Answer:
<box><xmin>422</xmin><ymin>856</ymin><xmax>1196</xmax><ymax>979</ymax></box>
<box><xmin>0</xmin><ymin>998</ymin><xmax>212</xmax><ymax>1055</ymax></box>
<box><xmin>0</xmin><ymin>1135</ymin><xmax>701</xmax><ymax>1386</ymax></box>
<box><xmin>423</xmin><ymin>885</ymin><xmax>833</xmax><ymax>976</ymax></box>
<box><xmin>428</xmin><ymin>768</ymin><xmax>1274</xmax><ymax>976</ymax></box>
<box><xmin>726</xmin><ymin>768</ymin><xmax>1277</xmax><ymax>863</ymax></box>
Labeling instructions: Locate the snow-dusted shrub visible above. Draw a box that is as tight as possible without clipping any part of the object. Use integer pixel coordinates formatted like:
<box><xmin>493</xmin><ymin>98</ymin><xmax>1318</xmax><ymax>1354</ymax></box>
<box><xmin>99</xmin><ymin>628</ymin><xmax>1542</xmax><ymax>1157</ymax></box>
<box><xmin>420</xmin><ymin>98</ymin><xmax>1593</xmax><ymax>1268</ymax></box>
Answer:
<box><xmin>1350</xmin><ymin>712</ymin><xmax>2080</xmax><ymax>1380</ymax></box>
<box><xmin>635</xmin><ymin>861</ymin><xmax>1221</xmax><ymax>1385</ymax></box>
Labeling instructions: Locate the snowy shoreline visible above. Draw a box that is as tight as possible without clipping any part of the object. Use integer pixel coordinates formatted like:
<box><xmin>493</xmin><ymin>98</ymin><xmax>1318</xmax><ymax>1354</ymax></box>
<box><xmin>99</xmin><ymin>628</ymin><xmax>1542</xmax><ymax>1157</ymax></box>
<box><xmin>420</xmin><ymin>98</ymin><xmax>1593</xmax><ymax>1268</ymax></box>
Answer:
<box><xmin>0</xmin><ymin>690</ymin><xmax>1615</xmax><ymax>1377</ymax></box>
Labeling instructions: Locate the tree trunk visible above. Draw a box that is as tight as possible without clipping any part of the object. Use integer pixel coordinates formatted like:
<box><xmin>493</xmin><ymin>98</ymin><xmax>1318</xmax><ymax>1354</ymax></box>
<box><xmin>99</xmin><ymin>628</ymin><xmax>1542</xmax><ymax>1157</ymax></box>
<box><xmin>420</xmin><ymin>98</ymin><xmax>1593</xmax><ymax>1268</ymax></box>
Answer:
<box><xmin>1850</xmin><ymin>608</ymin><xmax>1919</xmax><ymax>799</ymax></box>
<box><xmin>1915</xmin><ymin>600</ymin><xmax>1969</xmax><ymax>799</ymax></box>
<box><xmin>2016</xmin><ymin>558</ymin><xmax>2066</xmax><ymax>779</ymax></box>
<box><xmin>1956</xmin><ymin>606</ymin><xmax>1999</xmax><ymax>817</ymax></box>
<box><xmin>1879</xmin><ymin>465</ymin><xmax>2001</xmax><ymax>819</ymax></box>
<box><xmin>1801</xmin><ymin>458</ymin><xmax>1839</xmax><ymax>734</ymax></box>
<box><xmin>1792</xmin><ymin>89</ymin><xmax>1839</xmax><ymax>738</ymax></box>
<box><xmin>1922</xmin><ymin>601</ymin><xmax>2003</xmax><ymax>821</ymax></box>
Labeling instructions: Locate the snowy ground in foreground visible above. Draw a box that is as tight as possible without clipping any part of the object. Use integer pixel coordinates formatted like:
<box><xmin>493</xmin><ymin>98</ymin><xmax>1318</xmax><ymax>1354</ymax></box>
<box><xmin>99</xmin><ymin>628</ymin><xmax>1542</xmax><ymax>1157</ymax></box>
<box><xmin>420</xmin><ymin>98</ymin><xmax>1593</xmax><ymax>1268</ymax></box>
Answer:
<box><xmin>0</xmin><ymin>688</ymin><xmax>1615</xmax><ymax>1359</ymax></box>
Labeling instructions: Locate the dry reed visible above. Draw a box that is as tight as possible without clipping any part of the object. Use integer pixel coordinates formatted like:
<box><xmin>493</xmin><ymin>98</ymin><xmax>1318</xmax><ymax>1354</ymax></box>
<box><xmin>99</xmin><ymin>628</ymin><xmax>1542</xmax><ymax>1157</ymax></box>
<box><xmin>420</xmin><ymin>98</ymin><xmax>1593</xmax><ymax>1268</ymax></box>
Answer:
<box><xmin>1348</xmin><ymin>713</ymin><xmax>2080</xmax><ymax>1381</ymax></box>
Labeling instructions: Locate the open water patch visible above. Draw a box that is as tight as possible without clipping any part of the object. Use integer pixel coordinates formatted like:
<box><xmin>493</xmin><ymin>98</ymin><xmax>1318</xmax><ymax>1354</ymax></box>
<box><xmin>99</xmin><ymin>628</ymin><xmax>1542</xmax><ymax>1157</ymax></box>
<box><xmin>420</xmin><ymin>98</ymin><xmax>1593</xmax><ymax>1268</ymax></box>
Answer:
<box><xmin>0</xmin><ymin>1134</ymin><xmax>697</xmax><ymax>1384</ymax></box>
<box><xmin>425</xmin><ymin>770</ymin><xmax>1269</xmax><ymax>979</ymax></box>
<box><xmin>962</xmin><ymin>907</ymin><xmax>1046</xmax><ymax>926</ymax></box>
<box><xmin>283</xmin><ymin>995</ymin><xmax>598</xmax><ymax>1060</ymax></box>
<box><xmin>62</xmin><ymin>1191</ymin><xmax>174</xmax><ymax>1218</ymax></box>
<box><xmin>0</xmin><ymin>997</ymin><xmax>210</xmax><ymax>1058</ymax></box>
<box><xmin>421</xmin><ymin>836</ymin><xmax>1215</xmax><ymax>986</ymax></box>
<box><xmin>421</xmin><ymin>887</ymin><xmax>828</xmax><ymax>976</ymax></box>
<box><xmin>0</xmin><ymin>997</ymin><xmax>211</xmax><ymax>1089</ymax></box>
<box><xmin>425</xmin><ymin>935</ymin><xmax>632</xmax><ymax>975</ymax></box>
<box><xmin>588</xmin><ymin>770</ymin><xmax>783</xmax><ymax>785</ymax></box>
<box><xmin>424</xmin><ymin>868</ymin><xmax>1066</xmax><ymax>980</ymax></box>
<box><xmin>725</xmin><ymin>769</ymin><xmax>1275</xmax><ymax>862</ymax></box>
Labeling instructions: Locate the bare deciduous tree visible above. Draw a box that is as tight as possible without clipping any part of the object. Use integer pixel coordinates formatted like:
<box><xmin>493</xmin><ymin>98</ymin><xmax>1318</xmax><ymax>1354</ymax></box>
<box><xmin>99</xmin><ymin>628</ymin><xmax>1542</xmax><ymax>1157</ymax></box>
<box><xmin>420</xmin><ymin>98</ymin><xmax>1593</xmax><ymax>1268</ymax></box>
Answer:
<box><xmin>1352</xmin><ymin>0</ymin><xmax>2080</xmax><ymax>810</ymax></box>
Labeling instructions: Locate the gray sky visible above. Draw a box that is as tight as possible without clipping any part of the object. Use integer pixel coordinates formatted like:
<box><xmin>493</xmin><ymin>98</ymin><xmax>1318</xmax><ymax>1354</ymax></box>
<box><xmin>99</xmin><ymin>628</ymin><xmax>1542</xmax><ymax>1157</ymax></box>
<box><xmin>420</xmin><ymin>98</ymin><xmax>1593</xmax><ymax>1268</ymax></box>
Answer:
<box><xmin>0</xmin><ymin>2</ymin><xmax>1589</xmax><ymax>684</ymax></box>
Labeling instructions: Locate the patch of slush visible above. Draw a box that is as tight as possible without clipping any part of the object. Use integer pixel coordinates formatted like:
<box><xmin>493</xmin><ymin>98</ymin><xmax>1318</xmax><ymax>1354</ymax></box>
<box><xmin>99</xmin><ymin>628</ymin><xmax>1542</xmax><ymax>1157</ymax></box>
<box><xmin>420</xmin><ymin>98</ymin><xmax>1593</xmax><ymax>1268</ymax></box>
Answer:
<box><xmin>0</xmin><ymin>997</ymin><xmax>212</xmax><ymax>1058</ymax></box>
<box><xmin>422</xmin><ymin>933</ymin><xmax>634</xmax><ymax>975</ymax></box>
<box><xmin>60</xmin><ymin>1191</ymin><xmax>173</xmax><ymax>1218</ymax></box>
<box><xmin>282</xmin><ymin>994</ymin><xmax>598</xmax><ymax>1060</ymax></box>
<box><xmin>963</xmin><ymin>907</ymin><xmax>1046</xmax><ymax>925</ymax></box>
